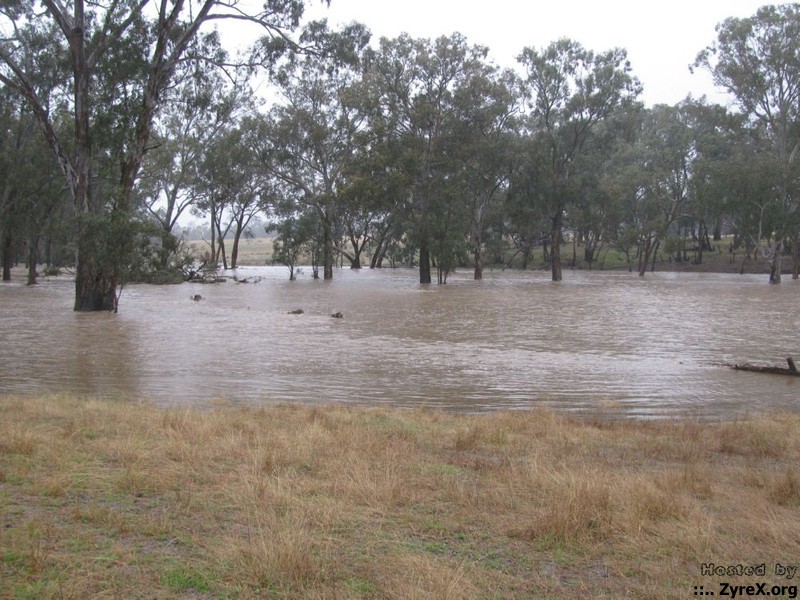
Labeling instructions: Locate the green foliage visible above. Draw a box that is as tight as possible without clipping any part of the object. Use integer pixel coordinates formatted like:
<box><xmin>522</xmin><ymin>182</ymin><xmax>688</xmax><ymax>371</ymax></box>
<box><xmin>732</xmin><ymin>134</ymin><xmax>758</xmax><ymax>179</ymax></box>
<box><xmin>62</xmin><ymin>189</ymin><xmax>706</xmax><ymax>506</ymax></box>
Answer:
<box><xmin>75</xmin><ymin>213</ymin><xmax>189</xmax><ymax>285</ymax></box>
<box><xmin>5</xmin><ymin>1</ymin><xmax>800</xmax><ymax>302</ymax></box>
<box><xmin>162</xmin><ymin>566</ymin><xmax>210</xmax><ymax>592</ymax></box>
<box><xmin>268</xmin><ymin>213</ymin><xmax>322</xmax><ymax>279</ymax></box>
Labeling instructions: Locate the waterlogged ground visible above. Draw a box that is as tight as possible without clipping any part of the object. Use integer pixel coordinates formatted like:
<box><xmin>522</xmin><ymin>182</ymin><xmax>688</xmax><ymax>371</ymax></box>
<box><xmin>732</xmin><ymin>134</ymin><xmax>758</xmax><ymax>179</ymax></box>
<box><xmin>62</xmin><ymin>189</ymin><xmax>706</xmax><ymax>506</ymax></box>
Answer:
<box><xmin>2</xmin><ymin>267</ymin><xmax>799</xmax><ymax>417</ymax></box>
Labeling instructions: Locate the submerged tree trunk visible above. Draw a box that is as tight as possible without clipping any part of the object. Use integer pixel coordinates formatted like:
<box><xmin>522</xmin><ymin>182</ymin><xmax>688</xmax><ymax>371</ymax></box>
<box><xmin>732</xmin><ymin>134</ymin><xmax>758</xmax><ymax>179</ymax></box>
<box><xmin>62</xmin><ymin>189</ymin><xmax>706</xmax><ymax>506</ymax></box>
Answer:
<box><xmin>550</xmin><ymin>213</ymin><xmax>562</xmax><ymax>282</ymax></box>
<box><xmin>322</xmin><ymin>218</ymin><xmax>334</xmax><ymax>280</ymax></box>
<box><xmin>419</xmin><ymin>236</ymin><xmax>432</xmax><ymax>284</ymax></box>
<box><xmin>473</xmin><ymin>232</ymin><xmax>483</xmax><ymax>280</ymax></box>
<box><xmin>2</xmin><ymin>234</ymin><xmax>12</xmax><ymax>281</ymax></box>
<box><xmin>26</xmin><ymin>235</ymin><xmax>38</xmax><ymax>285</ymax></box>
<box><xmin>769</xmin><ymin>241</ymin><xmax>783</xmax><ymax>284</ymax></box>
<box><xmin>638</xmin><ymin>238</ymin><xmax>651</xmax><ymax>277</ymax></box>
<box><xmin>74</xmin><ymin>251</ymin><xmax>117</xmax><ymax>312</ymax></box>
<box><xmin>230</xmin><ymin>215</ymin><xmax>245</xmax><ymax>270</ymax></box>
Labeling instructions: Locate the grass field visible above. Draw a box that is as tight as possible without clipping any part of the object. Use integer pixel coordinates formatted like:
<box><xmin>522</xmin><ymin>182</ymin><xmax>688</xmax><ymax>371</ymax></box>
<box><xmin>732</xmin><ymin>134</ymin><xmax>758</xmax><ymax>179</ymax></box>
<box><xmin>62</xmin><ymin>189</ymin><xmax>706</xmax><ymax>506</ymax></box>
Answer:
<box><xmin>2</xmin><ymin>394</ymin><xmax>799</xmax><ymax>598</ymax></box>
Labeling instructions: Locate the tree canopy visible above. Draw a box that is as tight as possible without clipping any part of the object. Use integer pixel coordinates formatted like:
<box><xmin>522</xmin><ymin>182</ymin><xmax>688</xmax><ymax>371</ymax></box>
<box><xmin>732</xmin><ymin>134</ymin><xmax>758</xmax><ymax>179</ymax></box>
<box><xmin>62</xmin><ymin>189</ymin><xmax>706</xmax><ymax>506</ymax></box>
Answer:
<box><xmin>3</xmin><ymin>2</ymin><xmax>800</xmax><ymax>311</ymax></box>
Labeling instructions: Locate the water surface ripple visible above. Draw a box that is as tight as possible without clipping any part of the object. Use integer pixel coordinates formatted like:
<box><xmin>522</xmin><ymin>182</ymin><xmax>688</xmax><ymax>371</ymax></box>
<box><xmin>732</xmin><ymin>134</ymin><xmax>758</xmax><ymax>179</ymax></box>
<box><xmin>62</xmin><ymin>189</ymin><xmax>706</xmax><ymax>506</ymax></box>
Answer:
<box><xmin>2</xmin><ymin>267</ymin><xmax>798</xmax><ymax>418</ymax></box>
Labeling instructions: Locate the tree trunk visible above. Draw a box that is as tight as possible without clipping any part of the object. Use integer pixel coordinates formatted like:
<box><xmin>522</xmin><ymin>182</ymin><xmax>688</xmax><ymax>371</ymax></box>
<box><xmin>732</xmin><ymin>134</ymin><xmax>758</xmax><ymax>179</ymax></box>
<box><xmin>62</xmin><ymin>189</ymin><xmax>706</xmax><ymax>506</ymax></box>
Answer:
<box><xmin>419</xmin><ymin>236</ymin><xmax>431</xmax><ymax>284</ymax></box>
<box><xmin>638</xmin><ymin>238</ymin><xmax>650</xmax><ymax>277</ymax></box>
<box><xmin>713</xmin><ymin>218</ymin><xmax>722</xmax><ymax>242</ymax></box>
<box><xmin>2</xmin><ymin>234</ymin><xmax>12</xmax><ymax>281</ymax></box>
<box><xmin>521</xmin><ymin>245</ymin><xmax>531</xmax><ymax>270</ymax></box>
<box><xmin>322</xmin><ymin>218</ymin><xmax>333</xmax><ymax>280</ymax></box>
<box><xmin>651</xmin><ymin>240</ymin><xmax>660</xmax><ymax>272</ymax></box>
<box><xmin>473</xmin><ymin>233</ymin><xmax>483</xmax><ymax>280</ymax></box>
<box><xmin>370</xmin><ymin>240</ymin><xmax>387</xmax><ymax>269</ymax></box>
<box><xmin>793</xmin><ymin>232</ymin><xmax>799</xmax><ymax>280</ymax></box>
<box><xmin>550</xmin><ymin>213</ymin><xmax>562</xmax><ymax>282</ymax></box>
<box><xmin>769</xmin><ymin>241</ymin><xmax>783</xmax><ymax>284</ymax></box>
<box><xmin>230</xmin><ymin>220</ymin><xmax>243</xmax><ymax>269</ymax></box>
<box><xmin>26</xmin><ymin>236</ymin><xmax>38</xmax><ymax>285</ymax></box>
<box><xmin>74</xmin><ymin>251</ymin><xmax>117</xmax><ymax>312</ymax></box>
<box><xmin>215</xmin><ymin>220</ymin><xmax>228</xmax><ymax>270</ymax></box>
<box><xmin>209</xmin><ymin>208</ymin><xmax>217</xmax><ymax>264</ymax></box>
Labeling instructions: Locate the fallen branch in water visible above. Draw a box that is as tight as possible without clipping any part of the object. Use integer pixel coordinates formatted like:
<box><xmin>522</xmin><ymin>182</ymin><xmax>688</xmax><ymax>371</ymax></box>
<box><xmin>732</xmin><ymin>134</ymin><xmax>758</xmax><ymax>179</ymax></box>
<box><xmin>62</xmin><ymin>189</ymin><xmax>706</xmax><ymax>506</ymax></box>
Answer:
<box><xmin>729</xmin><ymin>357</ymin><xmax>800</xmax><ymax>376</ymax></box>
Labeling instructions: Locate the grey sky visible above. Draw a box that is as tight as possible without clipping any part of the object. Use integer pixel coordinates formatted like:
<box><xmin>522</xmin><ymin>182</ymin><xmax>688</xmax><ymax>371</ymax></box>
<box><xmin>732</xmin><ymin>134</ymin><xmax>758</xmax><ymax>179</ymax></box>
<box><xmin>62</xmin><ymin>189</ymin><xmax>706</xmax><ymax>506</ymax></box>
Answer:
<box><xmin>298</xmin><ymin>0</ymin><xmax>769</xmax><ymax>107</ymax></box>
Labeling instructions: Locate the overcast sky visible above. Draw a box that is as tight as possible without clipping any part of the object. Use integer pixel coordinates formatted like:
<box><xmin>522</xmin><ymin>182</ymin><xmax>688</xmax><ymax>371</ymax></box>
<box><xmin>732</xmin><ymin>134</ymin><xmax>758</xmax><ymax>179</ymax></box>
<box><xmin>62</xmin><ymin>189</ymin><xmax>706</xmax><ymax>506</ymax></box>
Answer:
<box><xmin>295</xmin><ymin>0</ymin><xmax>770</xmax><ymax>107</ymax></box>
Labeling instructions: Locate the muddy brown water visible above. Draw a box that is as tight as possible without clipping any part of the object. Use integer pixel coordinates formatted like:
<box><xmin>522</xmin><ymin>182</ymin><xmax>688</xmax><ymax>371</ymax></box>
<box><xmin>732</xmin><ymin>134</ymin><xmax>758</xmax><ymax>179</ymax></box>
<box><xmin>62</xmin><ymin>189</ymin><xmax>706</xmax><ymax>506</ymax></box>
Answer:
<box><xmin>1</xmin><ymin>267</ymin><xmax>798</xmax><ymax>418</ymax></box>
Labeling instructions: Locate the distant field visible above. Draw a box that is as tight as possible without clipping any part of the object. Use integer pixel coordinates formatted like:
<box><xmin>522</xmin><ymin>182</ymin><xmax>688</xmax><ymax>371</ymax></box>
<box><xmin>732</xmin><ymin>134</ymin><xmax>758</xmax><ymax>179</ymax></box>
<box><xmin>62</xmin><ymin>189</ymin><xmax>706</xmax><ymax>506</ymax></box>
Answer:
<box><xmin>183</xmin><ymin>235</ymin><xmax>780</xmax><ymax>275</ymax></box>
<box><xmin>186</xmin><ymin>237</ymin><xmax>275</xmax><ymax>267</ymax></box>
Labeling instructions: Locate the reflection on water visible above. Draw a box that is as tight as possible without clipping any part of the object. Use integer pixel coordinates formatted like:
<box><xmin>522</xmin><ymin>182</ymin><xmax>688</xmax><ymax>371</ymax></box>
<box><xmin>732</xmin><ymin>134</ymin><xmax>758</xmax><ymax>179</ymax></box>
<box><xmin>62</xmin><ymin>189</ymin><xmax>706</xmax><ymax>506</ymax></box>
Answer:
<box><xmin>1</xmin><ymin>267</ymin><xmax>799</xmax><ymax>418</ymax></box>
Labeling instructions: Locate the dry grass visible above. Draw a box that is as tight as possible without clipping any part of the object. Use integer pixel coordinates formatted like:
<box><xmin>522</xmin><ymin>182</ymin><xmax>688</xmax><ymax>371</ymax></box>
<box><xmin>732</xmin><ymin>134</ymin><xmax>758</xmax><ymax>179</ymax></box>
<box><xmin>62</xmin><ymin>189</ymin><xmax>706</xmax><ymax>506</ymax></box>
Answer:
<box><xmin>1</xmin><ymin>394</ymin><xmax>799</xmax><ymax>598</ymax></box>
<box><xmin>187</xmin><ymin>238</ymin><xmax>275</xmax><ymax>267</ymax></box>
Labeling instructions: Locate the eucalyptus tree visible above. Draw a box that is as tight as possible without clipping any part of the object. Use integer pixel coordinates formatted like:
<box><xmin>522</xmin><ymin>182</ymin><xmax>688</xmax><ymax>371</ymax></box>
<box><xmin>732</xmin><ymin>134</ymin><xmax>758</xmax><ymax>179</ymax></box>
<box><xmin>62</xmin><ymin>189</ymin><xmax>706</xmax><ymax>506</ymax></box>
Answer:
<box><xmin>517</xmin><ymin>38</ymin><xmax>641</xmax><ymax>281</ymax></box>
<box><xmin>336</xmin><ymin>148</ymin><xmax>403</xmax><ymax>269</ymax></box>
<box><xmin>602</xmin><ymin>103</ymin><xmax>697</xmax><ymax>276</ymax></box>
<box><xmin>360</xmin><ymin>33</ymin><xmax>495</xmax><ymax>284</ymax></box>
<box><xmin>196</xmin><ymin>116</ymin><xmax>268</xmax><ymax>270</ymax></box>
<box><xmin>0</xmin><ymin>0</ymin><xmax>314</xmax><ymax>311</ymax></box>
<box><xmin>139</xmin><ymin>63</ymin><xmax>244</xmax><ymax>238</ymax></box>
<box><xmin>570</xmin><ymin>145</ymin><xmax>615</xmax><ymax>269</ymax></box>
<box><xmin>449</xmin><ymin>67</ymin><xmax>520</xmax><ymax>279</ymax></box>
<box><xmin>341</xmin><ymin>87</ymin><xmax>410</xmax><ymax>270</ymax></box>
<box><xmin>721</xmin><ymin>126</ymin><xmax>784</xmax><ymax>263</ymax></box>
<box><xmin>258</xmin><ymin>21</ymin><xmax>370</xmax><ymax>280</ymax></box>
<box><xmin>681</xmin><ymin>99</ymin><xmax>741</xmax><ymax>264</ymax></box>
<box><xmin>695</xmin><ymin>3</ymin><xmax>800</xmax><ymax>282</ymax></box>
<box><xmin>504</xmin><ymin>133</ymin><xmax>553</xmax><ymax>270</ymax></box>
<box><xmin>0</xmin><ymin>91</ymin><xmax>63</xmax><ymax>283</ymax></box>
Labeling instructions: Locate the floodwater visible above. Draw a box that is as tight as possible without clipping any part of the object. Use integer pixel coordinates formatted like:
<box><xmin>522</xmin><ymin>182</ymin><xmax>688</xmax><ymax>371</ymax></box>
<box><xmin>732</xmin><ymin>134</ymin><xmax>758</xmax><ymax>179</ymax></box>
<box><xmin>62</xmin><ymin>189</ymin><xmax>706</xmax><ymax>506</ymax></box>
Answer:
<box><xmin>1</xmin><ymin>267</ymin><xmax>799</xmax><ymax>418</ymax></box>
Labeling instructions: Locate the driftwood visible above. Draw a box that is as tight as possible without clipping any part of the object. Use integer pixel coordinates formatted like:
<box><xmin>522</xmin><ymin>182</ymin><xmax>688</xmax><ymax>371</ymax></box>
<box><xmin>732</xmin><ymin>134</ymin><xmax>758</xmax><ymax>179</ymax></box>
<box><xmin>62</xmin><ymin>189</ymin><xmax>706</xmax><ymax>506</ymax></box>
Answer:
<box><xmin>730</xmin><ymin>357</ymin><xmax>800</xmax><ymax>377</ymax></box>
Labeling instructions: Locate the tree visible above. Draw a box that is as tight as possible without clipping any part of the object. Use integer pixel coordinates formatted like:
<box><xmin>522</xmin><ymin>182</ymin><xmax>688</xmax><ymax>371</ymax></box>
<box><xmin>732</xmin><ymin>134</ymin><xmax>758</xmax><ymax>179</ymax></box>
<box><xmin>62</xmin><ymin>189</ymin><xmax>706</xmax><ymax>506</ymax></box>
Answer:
<box><xmin>0</xmin><ymin>89</ymin><xmax>64</xmax><ymax>284</ymax></box>
<box><xmin>139</xmin><ymin>62</ymin><xmax>242</xmax><ymax>238</ymax></box>
<box><xmin>0</xmin><ymin>0</ymin><xmax>311</xmax><ymax>311</ymax></box>
<box><xmin>517</xmin><ymin>38</ymin><xmax>641</xmax><ymax>281</ymax></box>
<box><xmin>681</xmin><ymin>99</ymin><xmax>740</xmax><ymax>265</ymax></box>
<box><xmin>360</xmin><ymin>33</ymin><xmax>493</xmax><ymax>284</ymax></box>
<box><xmin>258</xmin><ymin>21</ymin><xmax>370</xmax><ymax>280</ymax></box>
<box><xmin>695</xmin><ymin>4</ymin><xmax>800</xmax><ymax>282</ymax></box>
<box><xmin>600</xmin><ymin>103</ymin><xmax>697</xmax><ymax>276</ymax></box>
<box><xmin>194</xmin><ymin>110</ymin><xmax>268</xmax><ymax>270</ymax></box>
<box><xmin>505</xmin><ymin>133</ymin><xmax>553</xmax><ymax>271</ymax></box>
<box><xmin>449</xmin><ymin>67</ymin><xmax>519</xmax><ymax>279</ymax></box>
